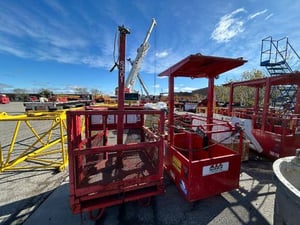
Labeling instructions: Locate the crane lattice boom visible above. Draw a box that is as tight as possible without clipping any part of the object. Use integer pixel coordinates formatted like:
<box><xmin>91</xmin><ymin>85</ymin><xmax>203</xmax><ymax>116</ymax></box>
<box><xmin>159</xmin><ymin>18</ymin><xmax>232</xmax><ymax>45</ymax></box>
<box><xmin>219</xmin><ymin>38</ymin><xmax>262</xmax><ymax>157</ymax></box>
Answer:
<box><xmin>125</xmin><ymin>18</ymin><xmax>157</xmax><ymax>92</ymax></box>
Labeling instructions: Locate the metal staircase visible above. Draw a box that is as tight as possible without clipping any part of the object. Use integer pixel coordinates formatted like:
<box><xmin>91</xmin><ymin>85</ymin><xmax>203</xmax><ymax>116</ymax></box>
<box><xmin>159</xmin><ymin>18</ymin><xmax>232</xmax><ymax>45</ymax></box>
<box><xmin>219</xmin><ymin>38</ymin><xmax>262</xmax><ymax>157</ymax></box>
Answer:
<box><xmin>260</xmin><ymin>36</ymin><xmax>300</xmax><ymax>75</ymax></box>
<box><xmin>260</xmin><ymin>36</ymin><xmax>300</xmax><ymax>109</ymax></box>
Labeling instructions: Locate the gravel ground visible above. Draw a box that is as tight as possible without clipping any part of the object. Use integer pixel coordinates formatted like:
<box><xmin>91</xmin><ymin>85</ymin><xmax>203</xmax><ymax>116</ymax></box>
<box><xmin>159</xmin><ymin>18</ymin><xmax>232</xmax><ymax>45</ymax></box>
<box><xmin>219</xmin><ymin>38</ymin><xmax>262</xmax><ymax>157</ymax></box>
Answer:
<box><xmin>0</xmin><ymin>102</ymin><xmax>276</xmax><ymax>225</ymax></box>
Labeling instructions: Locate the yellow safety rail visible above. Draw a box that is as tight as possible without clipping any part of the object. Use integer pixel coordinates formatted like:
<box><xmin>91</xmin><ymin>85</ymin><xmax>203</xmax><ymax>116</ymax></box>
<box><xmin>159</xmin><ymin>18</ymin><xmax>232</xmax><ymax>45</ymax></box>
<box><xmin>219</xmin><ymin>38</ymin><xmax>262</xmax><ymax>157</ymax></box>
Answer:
<box><xmin>0</xmin><ymin>111</ymin><xmax>68</xmax><ymax>172</ymax></box>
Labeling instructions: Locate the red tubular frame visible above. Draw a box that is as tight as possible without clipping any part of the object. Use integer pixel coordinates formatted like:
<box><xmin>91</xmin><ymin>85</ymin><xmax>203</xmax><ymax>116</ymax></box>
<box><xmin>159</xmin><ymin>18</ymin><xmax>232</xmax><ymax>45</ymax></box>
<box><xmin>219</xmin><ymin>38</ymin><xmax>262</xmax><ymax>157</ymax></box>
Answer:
<box><xmin>164</xmin><ymin>126</ymin><xmax>243</xmax><ymax>201</ymax></box>
<box><xmin>223</xmin><ymin>73</ymin><xmax>300</xmax><ymax>159</ymax></box>
<box><xmin>67</xmin><ymin>109</ymin><xmax>165</xmax><ymax>214</ymax></box>
<box><xmin>67</xmin><ymin>23</ymin><xmax>166</xmax><ymax>220</ymax></box>
<box><xmin>159</xmin><ymin>54</ymin><xmax>246</xmax><ymax>202</ymax></box>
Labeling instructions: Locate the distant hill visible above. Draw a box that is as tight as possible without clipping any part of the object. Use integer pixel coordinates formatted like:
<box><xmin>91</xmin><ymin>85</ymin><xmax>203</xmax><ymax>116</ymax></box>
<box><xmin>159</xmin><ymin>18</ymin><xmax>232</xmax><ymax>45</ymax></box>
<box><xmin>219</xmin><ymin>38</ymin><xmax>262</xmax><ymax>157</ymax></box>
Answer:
<box><xmin>192</xmin><ymin>87</ymin><xmax>208</xmax><ymax>96</ymax></box>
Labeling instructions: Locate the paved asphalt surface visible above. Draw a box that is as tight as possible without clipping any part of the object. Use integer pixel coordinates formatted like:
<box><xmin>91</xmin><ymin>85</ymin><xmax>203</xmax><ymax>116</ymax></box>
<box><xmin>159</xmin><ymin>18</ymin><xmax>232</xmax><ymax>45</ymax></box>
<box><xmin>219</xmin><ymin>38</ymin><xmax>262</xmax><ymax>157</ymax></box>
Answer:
<box><xmin>0</xmin><ymin>102</ymin><xmax>276</xmax><ymax>225</ymax></box>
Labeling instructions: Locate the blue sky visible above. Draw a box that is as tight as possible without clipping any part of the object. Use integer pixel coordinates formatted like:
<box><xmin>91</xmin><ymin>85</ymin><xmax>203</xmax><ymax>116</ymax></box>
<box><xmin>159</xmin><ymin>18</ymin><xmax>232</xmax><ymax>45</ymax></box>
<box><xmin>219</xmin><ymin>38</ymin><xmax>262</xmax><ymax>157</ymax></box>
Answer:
<box><xmin>0</xmin><ymin>0</ymin><xmax>300</xmax><ymax>95</ymax></box>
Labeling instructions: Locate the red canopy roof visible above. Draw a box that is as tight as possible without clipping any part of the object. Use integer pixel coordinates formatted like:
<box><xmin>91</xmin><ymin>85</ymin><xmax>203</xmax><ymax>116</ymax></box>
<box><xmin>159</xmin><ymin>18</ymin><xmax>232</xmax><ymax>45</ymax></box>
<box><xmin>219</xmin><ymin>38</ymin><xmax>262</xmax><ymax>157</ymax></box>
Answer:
<box><xmin>159</xmin><ymin>54</ymin><xmax>247</xmax><ymax>78</ymax></box>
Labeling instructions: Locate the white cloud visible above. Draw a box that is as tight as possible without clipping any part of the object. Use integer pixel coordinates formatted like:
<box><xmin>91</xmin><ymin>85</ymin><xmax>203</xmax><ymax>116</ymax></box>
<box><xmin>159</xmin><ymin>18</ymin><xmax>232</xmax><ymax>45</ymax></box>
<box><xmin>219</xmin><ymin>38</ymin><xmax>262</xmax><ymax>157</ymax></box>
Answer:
<box><xmin>45</xmin><ymin>33</ymin><xmax>89</xmax><ymax>49</ymax></box>
<box><xmin>141</xmin><ymin>50</ymin><xmax>184</xmax><ymax>76</ymax></box>
<box><xmin>156</xmin><ymin>51</ymin><xmax>168</xmax><ymax>58</ymax></box>
<box><xmin>248</xmin><ymin>9</ymin><xmax>268</xmax><ymax>20</ymax></box>
<box><xmin>0</xmin><ymin>2</ymin><xmax>114</xmax><ymax>69</ymax></box>
<box><xmin>211</xmin><ymin>8</ymin><xmax>246</xmax><ymax>43</ymax></box>
<box><xmin>43</xmin><ymin>0</ymin><xmax>66</xmax><ymax>15</ymax></box>
<box><xmin>157</xmin><ymin>76</ymin><xmax>168</xmax><ymax>79</ymax></box>
<box><xmin>0</xmin><ymin>83</ymin><xmax>13</xmax><ymax>89</ymax></box>
<box><xmin>0</xmin><ymin>40</ymin><xmax>29</xmax><ymax>58</ymax></box>
<box><xmin>181</xmin><ymin>86</ymin><xmax>198</xmax><ymax>92</ymax></box>
<box><xmin>174</xmin><ymin>86</ymin><xmax>197</xmax><ymax>92</ymax></box>
<box><xmin>265</xmin><ymin>13</ymin><xmax>274</xmax><ymax>20</ymax></box>
<box><xmin>81</xmin><ymin>56</ymin><xmax>112</xmax><ymax>68</ymax></box>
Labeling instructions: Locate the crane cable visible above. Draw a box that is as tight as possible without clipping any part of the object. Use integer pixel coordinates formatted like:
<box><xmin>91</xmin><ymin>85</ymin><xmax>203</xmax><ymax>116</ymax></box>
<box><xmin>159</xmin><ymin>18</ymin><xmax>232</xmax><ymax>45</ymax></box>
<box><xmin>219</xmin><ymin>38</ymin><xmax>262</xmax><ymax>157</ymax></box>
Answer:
<box><xmin>154</xmin><ymin>24</ymin><xmax>157</xmax><ymax>96</ymax></box>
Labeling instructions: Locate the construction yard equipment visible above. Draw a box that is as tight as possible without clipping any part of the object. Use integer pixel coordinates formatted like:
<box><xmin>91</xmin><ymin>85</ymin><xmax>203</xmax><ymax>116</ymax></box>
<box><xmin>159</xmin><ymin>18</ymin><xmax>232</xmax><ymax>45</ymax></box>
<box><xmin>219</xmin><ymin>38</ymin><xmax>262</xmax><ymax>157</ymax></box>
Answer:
<box><xmin>221</xmin><ymin>73</ymin><xmax>300</xmax><ymax>160</ymax></box>
<box><xmin>67</xmin><ymin>23</ymin><xmax>165</xmax><ymax>220</ymax></box>
<box><xmin>67</xmin><ymin>107</ymin><xmax>165</xmax><ymax>219</ymax></box>
<box><xmin>0</xmin><ymin>94</ymin><xmax>10</xmax><ymax>104</ymax></box>
<box><xmin>0</xmin><ymin>111</ymin><xmax>68</xmax><ymax>172</ymax></box>
<box><xmin>125</xmin><ymin>18</ymin><xmax>156</xmax><ymax>95</ymax></box>
<box><xmin>159</xmin><ymin>54</ymin><xmax>247</xmax><ymax>201</ymax></box>
<box><xmin>23</xmin><ymin>99</ymin><xmax>92</xmax><ymax>111</ymax></box>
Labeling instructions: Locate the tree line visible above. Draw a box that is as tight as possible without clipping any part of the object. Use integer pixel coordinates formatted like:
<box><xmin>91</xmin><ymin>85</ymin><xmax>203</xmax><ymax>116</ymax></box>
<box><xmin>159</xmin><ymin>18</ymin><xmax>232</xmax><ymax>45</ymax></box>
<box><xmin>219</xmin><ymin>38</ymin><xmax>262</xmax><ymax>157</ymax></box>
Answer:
<box><xmin>215</xmin><ymin>69</ymin><xmax>266</xmax><ymax>107</ymax></box>
<box><xmin>2</xmin><ymin>69</ymin><xmax>266</xmax><ymax>104</ymax></box>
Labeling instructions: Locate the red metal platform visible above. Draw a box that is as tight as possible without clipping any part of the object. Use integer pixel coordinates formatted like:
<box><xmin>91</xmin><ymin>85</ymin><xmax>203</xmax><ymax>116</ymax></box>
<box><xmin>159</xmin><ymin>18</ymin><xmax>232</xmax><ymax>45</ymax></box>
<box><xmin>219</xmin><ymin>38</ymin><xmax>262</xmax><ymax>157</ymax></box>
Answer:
<box><xmin>164</xmin><ymin>113</ymin><xmax>243</xmax><ymax>201</ymax></box>
<box><xmin>67</xmin><ymin>108</ymin><xmax>165</xmax><ymax>215</ymax></box>
<box><xmin>66</xmin><ymin>25</ymin><xmax>166</xmax><ymax>220</ymax></box>
<box><xmin>160</xmin><ymin>54</ymin><xmax>247</xmax><ymax>201</ymax></box>
<box><xmin>222</xmin><ymin>73</ymin><xmax>300</xmax><ymax>159</ymax></box>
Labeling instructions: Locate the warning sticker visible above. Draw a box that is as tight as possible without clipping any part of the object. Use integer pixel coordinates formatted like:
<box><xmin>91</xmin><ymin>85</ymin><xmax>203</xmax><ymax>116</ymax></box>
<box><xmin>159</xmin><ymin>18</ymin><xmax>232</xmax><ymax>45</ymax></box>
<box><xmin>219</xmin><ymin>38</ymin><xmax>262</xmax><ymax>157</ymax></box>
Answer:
<box><xmin>202</xmin><ymin>162</ymin><xmax>229</xmax><ymax>176</ymax></box>
<box><xmin>172</xmin><ymin>156</ymin><xmax>182</xmax><ymax>173</ymax></box>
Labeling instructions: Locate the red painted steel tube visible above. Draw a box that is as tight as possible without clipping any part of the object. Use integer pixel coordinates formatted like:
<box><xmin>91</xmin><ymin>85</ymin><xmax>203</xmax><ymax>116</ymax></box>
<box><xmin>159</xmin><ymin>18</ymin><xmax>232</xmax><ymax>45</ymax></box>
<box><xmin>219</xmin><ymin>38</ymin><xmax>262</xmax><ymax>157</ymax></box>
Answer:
<box><xmin>117</xmin><ymin>26</ymin><xmax>130</xmax><ymax>144</ymax></box>
<box><xmin>206</xmin><ymin>76</ymin><xmax>214</xmax><ymax>138</ymax></box>
<box><xmin>229</xmin><ymin>83</ymin><xmax>234</xmax><ymax>115</ymax></box>
<box><xmin>262</xmin><ymin>77</ymin><xmax>271</xmax><ymax>131</ymax></box>
<box><xmin>168</xmin><ymin>74</ymin><xmax>175</xmax><ymax>145</ymax></box>
<box><xmin>254</xmin><ymin>87</ymin><xmax>260</xmax><ymax>114</ymax></box>
<box><xmin>295</xmin><ymin>86</ymin><xmax>300</xmax><ymax>114</ymax></box>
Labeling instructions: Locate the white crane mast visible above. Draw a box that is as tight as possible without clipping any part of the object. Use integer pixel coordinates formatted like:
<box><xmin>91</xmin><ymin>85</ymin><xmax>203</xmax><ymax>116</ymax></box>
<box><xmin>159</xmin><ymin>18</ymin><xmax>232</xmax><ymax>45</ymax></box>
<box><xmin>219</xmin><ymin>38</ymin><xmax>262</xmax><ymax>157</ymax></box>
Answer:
<box><xmin>125</xmin><ymin>18</ymin><xmax>157</xmax><ymax>92</ymax></box>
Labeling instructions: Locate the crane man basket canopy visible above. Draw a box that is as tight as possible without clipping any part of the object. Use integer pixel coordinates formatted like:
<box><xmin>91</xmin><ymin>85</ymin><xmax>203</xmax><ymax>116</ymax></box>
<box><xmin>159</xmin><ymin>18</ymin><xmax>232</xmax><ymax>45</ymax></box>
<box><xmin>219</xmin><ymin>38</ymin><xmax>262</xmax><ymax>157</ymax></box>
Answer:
<box><xmin>159</xmin><ymin>54</ymin><xmax>247</xmax><ymax>201</ymax></box>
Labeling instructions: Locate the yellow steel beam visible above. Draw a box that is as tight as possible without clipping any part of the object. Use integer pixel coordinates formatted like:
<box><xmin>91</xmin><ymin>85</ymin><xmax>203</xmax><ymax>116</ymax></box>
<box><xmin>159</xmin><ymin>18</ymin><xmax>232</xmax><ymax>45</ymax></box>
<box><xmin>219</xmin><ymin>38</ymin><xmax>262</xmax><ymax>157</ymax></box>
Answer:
<box><xmin>0</xmin><ymin>143</ymin><xmax>3</xmax><ymax>168</ymax></box>
<box><xmin>0</xmin><ymin>111</ymin><xmax>68</xmax><ymax>172</ymax></box>
<box><xmin>4</xmin><ymin>137</ymin><xmax>65</xmax><ymax>169</ymax></box>
<box><xmin>4</xmin><ymin>120</ymin><xmax>21</xmax><ymax>165</ymax></box>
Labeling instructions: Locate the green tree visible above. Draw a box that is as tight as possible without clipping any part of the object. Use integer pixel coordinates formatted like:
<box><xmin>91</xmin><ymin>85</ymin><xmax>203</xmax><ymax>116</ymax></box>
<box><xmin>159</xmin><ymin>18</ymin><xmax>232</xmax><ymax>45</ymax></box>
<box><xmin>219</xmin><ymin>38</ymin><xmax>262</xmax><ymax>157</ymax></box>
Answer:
<box><xmin>236</xmin><ymin>69</ymin><xmax>266</xmax><ymax>107</ymax></box>
<box><xmin>13</xmin><ymin>88</ymin><xmax>28</xmax><ymax>101</ymax></box>
<box><xmin>74</xmin><ymin>87</ymin><xmax>89</xmax><ymax>95</ymax></box>
<box><xmin>39</xmin><ymin>88</ymin><xmax>53</xmax><ymax>98</ymax></box>
<box><xmin>215</xmin><ymin>69</ymin><xmax>266</xmax><ymax>107</ymax></box>
<box><xmin>240</xmin><ymin>69</ymin><xmax>266</xmax><ymax>80</ymax></box>
<box><xmin>215</xmin><ymin>85</ymin><xmax>229</xmax><ymax>104</ymax></box>
<box><xmin>90</xmin><ymin>88</ymin><xmax>102</xmax><ymax>96</ymax></box>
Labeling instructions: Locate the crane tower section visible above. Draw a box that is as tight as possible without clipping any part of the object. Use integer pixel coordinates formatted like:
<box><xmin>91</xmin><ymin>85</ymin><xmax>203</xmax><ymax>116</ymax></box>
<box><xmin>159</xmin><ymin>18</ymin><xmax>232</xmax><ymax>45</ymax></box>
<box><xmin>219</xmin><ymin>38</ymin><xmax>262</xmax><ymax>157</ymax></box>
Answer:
<box><xmin>125</xmin><ymin>18</ymin><xmax>157</xmax><ymax>92</ymax></box>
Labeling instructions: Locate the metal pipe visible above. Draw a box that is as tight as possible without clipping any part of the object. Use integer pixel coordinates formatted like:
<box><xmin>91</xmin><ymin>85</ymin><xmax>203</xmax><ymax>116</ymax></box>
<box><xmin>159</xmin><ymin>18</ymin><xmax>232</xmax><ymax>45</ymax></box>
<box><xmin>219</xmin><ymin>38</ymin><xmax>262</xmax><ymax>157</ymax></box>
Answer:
<box><xmin>117</xmin><ymin>25</ymin><xmax>130</xmax><ymax>144</ymax></box>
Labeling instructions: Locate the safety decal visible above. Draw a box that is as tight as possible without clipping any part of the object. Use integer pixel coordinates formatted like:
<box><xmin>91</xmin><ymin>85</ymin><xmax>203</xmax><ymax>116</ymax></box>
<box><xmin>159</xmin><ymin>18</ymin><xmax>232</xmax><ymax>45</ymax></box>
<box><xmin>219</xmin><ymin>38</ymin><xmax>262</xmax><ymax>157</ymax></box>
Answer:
<box><xmin>202</xmin><ymin>162</ymin><xmax>229</xmax><ymax>176</ymax></box>
<box><xmin>172</xmin><ymin>156</ymin><xmax>182</xmax><ymax>173</ymax></box>
<box><xmin>179</xmin><ymin>179</ymin><xmax>188</xmax><ymax>195</ymax></box>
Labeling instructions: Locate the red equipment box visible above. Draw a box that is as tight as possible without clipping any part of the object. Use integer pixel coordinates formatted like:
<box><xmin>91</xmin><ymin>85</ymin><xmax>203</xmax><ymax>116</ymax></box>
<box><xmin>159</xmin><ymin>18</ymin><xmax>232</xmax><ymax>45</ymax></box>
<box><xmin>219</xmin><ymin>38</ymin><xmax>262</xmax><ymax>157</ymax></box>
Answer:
<box><xmin>164</xmin><ymin>122</ymin><xmax>242</xmax><ymax>202</ymax></box>
<box><xmin>67</xmin><ymin>108</ymin><xmax>165</xmax><ymax>218</ymax></box>
<box><xmin>0</xmin><ymin>95</ymin><xmax>10</xmax><ymax>104</ymax></box>
<box><xmin>158</xmin><ymin>54</ymin><xmax>246</xmax><ymax>202</ymax></box>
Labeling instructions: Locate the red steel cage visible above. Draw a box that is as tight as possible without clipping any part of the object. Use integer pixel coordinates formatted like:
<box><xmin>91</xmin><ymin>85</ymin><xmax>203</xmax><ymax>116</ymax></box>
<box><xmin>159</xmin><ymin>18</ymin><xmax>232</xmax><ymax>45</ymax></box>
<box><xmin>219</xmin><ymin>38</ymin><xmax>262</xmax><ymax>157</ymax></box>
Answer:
<box><xmin>160</xmin><ymin>54</ymin><xmax>247</xmax><ymax>201</ymax></box>
<box><xmin>67</xmin><ymin>108</ymin><xmax>165</xmax><ymax>218</ymax></box>
<box><xmin>222</xmin><ymin>73</ymin><xmax>300</xmax><ymax>160</ymax></box>
<box><xmin>67</xmin><ymin>24</ymin><xmax>165</xmax><ymax>220</ymax></box>
<box><xmin>164</xmin><ymin>113</ymin><xmax>244</xmax><ymax>201</ymax></box>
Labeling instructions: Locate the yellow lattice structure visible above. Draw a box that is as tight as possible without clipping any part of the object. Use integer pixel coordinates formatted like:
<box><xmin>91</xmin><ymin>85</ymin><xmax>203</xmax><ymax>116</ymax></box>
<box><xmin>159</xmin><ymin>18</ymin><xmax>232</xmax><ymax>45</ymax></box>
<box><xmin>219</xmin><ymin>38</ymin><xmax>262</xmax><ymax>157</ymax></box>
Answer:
<box><xmin>0</xmin><ymin>111</ymin><xmax>68</xmax><ymax>172</ymax></box>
